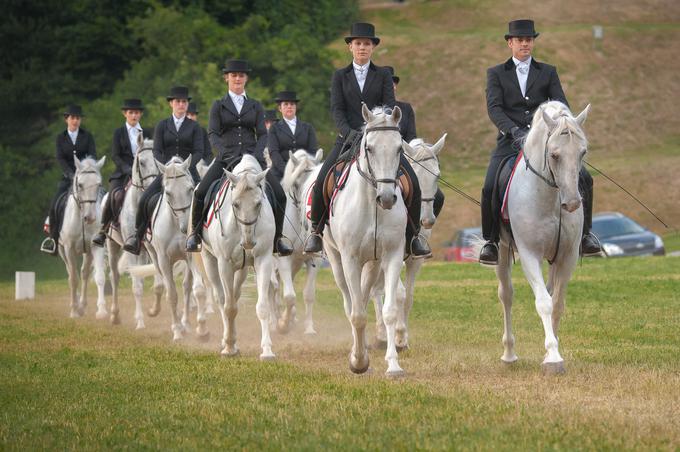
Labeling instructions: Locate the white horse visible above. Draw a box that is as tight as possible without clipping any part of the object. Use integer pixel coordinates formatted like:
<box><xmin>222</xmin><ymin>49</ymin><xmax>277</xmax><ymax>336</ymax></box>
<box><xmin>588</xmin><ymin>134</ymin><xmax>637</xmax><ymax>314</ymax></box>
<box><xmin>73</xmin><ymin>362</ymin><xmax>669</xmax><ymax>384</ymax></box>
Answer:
<box><xmin>141</xmin><ymin>155</ymin><xmax>209</xmax><ymax>341</ymax></box>
<box><xmin>275</xmin><ymin>148</ymin><xmax>324</xmax><ymax>334</ymax></box>
<box><xmin>106</xmin><ymin>137</ymin><xmax>163</xmax><ymax>329</ymax></box>
<box><xmin>497</xmin><ymin>100</ymin><xmax>590</xmax><ymax>374</ymax></box>
<box><xmin>59</xmin><ymin>156</ymin><xmax>108</xmax><ymax>318</ymax></box>
<box><xmin>199</xmin><ymin>154</ymin><xmax>276</xmax><ymax>359</ymax></box>
<box><xmin>371</xmin><ymin>135</ymin><xmax>447</xmax><ymax>349</ymax></box>
<box><xmin>324</xmin><ymin>105</ymin><xmax>407</xmax><ymax>376</ymax></box>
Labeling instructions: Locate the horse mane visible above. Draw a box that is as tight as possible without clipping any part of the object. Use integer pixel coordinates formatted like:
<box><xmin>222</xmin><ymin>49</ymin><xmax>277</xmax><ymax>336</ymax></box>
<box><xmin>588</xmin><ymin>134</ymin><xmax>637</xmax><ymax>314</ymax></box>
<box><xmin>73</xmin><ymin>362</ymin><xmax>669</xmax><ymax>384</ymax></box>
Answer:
<box><xmin>523</xmin><ymin>101</ymin><xmax>588</xmax><ymax>161</ymax></box>
<box><xmin>78</xmin><ymin>157</ymin><xmax>99</xmax><ymax>169</ymax></box>
<box><xmin>164</xmin><ymin>156</ymin><xmax>190</xmax><ymax>179</ymax></box>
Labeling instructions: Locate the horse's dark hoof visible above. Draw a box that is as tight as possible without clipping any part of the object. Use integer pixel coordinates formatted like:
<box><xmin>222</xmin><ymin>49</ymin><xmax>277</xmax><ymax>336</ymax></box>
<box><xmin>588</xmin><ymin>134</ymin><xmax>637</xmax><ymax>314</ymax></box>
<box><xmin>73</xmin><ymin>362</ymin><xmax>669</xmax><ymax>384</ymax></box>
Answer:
<box><xmin>349</xmin><ymin>354</ymin><xmax>370</xmax><ymax>374</ymax></box>
<box><xmin>396</xmin><ymin>344</ymin><xmax>409</xmax><ymax>353</ymax></box>
<box><xmin>541</xmin><ymin>361</ymin><xmax>566</xmax><ymax>375</ymax></box>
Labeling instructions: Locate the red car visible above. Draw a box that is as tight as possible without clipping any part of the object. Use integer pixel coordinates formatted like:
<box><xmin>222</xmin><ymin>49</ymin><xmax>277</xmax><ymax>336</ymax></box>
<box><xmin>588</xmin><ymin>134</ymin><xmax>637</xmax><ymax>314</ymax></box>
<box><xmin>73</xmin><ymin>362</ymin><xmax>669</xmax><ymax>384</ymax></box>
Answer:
<box><xmin>443</xmin><ymin>227</ymin><xmax>482</xmax><ymax>262</ymax></box>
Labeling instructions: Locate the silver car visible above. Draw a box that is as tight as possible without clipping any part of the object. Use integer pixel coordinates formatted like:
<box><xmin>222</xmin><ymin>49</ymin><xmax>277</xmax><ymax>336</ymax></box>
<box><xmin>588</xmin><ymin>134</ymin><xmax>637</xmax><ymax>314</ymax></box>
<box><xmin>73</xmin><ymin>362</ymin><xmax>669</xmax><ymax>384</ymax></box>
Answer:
<box><xmin>591</xmin><ymin>212</ymin><xmax>665</xmax><ymax>257</ymax></box>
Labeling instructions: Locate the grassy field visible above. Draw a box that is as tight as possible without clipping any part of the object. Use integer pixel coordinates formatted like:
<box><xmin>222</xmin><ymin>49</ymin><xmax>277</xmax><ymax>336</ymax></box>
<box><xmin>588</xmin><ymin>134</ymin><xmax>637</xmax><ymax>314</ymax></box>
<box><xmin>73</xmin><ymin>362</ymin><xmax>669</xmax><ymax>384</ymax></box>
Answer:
<box><xmin>1</xmin><ymin>256</ymin><xmax>679</xmax><ymax>449</ymax></box>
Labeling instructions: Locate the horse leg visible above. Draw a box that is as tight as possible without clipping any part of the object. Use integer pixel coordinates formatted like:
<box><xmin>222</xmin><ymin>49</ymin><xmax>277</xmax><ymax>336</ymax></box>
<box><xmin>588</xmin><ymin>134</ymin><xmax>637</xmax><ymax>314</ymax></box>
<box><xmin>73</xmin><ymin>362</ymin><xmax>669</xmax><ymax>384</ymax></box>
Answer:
<box><xmin>518</xmin><ymin>250</ymin><xmax>563</xmax><ymax>373</ymax></box>
<box><xmin>79</xmin><ymin>251</ymin><xmax>93</xmax><ymax>316</ymax></box>
<box><xmin>189</xmin><ymin>260</ymin><xmax>210</xmax><ymax>341</ymax></box>
<box><xmin>148</xmin><ymin>272</ymin><xmax>163</xmax><ymax>317</ymax></box>
<box><xmin>254</xmin><ymin>254</ymin><xmax>275</xmax><ymax>360</ymax></box>
<box><xmin>381</xmin><ymin>255</ymin><xmax>405</xmax><ymax>377</ymax></box>
<box><xmin>549</xmin><ymin>249</ymin><xmax>579</xmax><ymax>348</ymax></box>
<box><xmin>92</xmin><ymin>247</ymin><xmax>108</xmax><ymax>319</ymax></box>
<box><xmin>302</xmin><ymin>259</ymin><xmax>319</xmax><ymax>335</ymax></box>
<box><xmin>343</xmin><ymin>255</ymin><xmax>371</xmax><ymax>374</ymax></box>
<box><xmin>108</xmin><ymin>242</ymin><xmax>122</xmax><ymax>325</ymax></box>
<box><xmin>158</xmin><ymin>256</ymin><xmax>182</xmax><ymax>341</ymax></box>
<box><xmin>371</xmin><ymin>276</ymin><xmax>387</xmax><ymax>349</ymax></box>
<box><xmin>181</xmin><ymin>260</ymin><xmax>193</xmax><ymax>333</ymax></box>
<box><xmin>217</xmin><ymin>258</ymin><xmax>238</xmax><ymax>356</ymax></box>
<box><xmin>326</xmin><ymin>246</ymin><xmax>352</xmax><ymax>320</ymax></box>
<box><xmin>64</xmin><ymin>248</ymin><xmax>81</xmax><ymax>318</ymax></box>
<box><xmin>276</xmin><ymin>256</ymin><xmax>296</xmax><ymax>334</ymax></box>
<box><xmin>395</xmin><ymin>275</ymin><xmax>408</xmax><ymax>352</ymax></box>
<box><xmin>400</xmin><ymin>258</ymin><xmax>423</xmax><ymax>351</ymax></box>
<box><xmin>496</xmin><ymin>240</ymin><xmax>518</xmax><ymax>363</ymax></box>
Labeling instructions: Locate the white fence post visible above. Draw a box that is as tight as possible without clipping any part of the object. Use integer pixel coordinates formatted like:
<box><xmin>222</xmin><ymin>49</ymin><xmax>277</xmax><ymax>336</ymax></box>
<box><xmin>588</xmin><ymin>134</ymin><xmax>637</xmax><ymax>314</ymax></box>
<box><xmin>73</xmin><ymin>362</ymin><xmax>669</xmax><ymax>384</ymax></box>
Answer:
<box><xmin>15</xmin><ymin>271</ymin><xmax>35</xmax><ymax>300</ymax></box>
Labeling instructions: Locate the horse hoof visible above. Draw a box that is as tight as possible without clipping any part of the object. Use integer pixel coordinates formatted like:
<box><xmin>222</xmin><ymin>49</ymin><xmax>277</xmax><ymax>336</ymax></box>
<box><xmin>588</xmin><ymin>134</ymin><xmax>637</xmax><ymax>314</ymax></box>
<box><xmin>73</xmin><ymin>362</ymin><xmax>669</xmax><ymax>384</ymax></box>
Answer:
<box><xmin>396</xmin><ymin>344</ymin><xmax>409</xmax><ymax>353</ymax></box>
<box><xmin>541</xmin><ymin>361</ymin><xmax>566</xmax><ymax>375</ymax></box>
<box><xmin>349</xmin><ymin>355</ymin><xmax>370</xmax><ymax>374</ymax></box>
<box><xmin>69</xmin><ymin>311</ymin><xmax>79</xmax><ymax>319</ymax></box>
<box><xmin>276</xmin><ymin>319</ymin><xmax>291</xmax><ymax>335</ymax></box>
<box><xmin>304</xmin><ymin>328</ymin><xmax>317</xmax><ymax>336</ymax></box>
<box><xmin>501</xmin><ymin>355</ymin><xmax>519</xmax><ymax>364</ymax></box>
<box><xmin>260</xmin><ymin>353</ymin><xmax>276</xmax><ymax>362</ymax></box>
<box><xmin>110</xmin><ymin>314</ymin><xmax>121</xmax><ymax>325</ymax></box>
<box><xmin>373</xmin><ymin>339</ymin><xmax>388</xmax><ymax>350</ymax></box>
<box><xmin>147</xmin><ymin>307</ymin><xmax>160</xmax><ymax>318</ymax></box>
<box><xmin>386</xmin><ymin>369</ymin><xmax>406</xmax><ymax>379</ymax></box>
<box><xmin>197</xmin><ymin>331</ymin><xmax>211</xmax><ymax>343</ymax></box>
<box><xmin>220</xmin><ymin>348</ymin><xmax>240</xmax><ymax>358</ymax></box>
<box><xmin>135</xmin><ymin>321</ymin><xmax>145</xmax><ymax>330</ymax></box>
<box><xmin>95</xmin><ymin>310</ymin><xmax>108</xmax><ymax>320</ymax></box>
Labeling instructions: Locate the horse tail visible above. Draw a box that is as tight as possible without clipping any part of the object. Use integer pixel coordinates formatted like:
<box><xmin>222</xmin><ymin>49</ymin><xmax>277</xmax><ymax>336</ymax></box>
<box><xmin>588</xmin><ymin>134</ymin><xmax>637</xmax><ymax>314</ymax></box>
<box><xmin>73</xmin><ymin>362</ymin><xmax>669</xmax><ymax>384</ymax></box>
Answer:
<box><xmin>117</xmin><ymin>252</ymin><xmax>130</xmax><ymax>275</ymax></box>
<box><xmin>126</xmin><ymin>264</ymin><xmax>157</xmax><ymax>278</ymax></box>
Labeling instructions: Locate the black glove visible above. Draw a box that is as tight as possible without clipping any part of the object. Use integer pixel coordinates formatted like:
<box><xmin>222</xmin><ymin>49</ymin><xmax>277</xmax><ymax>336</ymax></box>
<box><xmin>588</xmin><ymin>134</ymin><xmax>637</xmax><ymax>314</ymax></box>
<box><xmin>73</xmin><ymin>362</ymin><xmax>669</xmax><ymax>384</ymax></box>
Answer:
<box><xmin>510</xmin><ymin>126</ymin><xmax>527</xmax><ymax>140</ymax></box>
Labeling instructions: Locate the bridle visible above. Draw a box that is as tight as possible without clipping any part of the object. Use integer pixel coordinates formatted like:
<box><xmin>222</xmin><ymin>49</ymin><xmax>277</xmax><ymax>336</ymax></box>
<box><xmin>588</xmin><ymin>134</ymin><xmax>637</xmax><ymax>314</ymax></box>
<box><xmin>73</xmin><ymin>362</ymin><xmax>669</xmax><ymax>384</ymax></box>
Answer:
<box><xmin>524</xmin><ymin>124</ymin><xmax>581</xmax><ymax>190</ymax></box>
<box><xmin>72</xmin><ymin>170</ymin><xmax>101</xmax><ymax>209</ymax></box>
<box><xmin>163</xmin><ymin>172</ymin><xmax>192</xmax><ymax>219</ymax></box>
<box><xmin>231</xmin><ymin>175</ymin><xmax>264</xmax><ymax>227</ymax></box>
<box><xmin>132</xmin><ymin>146</ymin><xmax>159</xmax><ymax>190</ymax></box>
<box><xmin>408</xmin><ymin>151</ymin><xmax>440</xmax><ymax>204</ymax></box>
<box><xmin>355</xmin><ymin>125</ymin><xmax>402</xmax><ymax>189</ymax></box>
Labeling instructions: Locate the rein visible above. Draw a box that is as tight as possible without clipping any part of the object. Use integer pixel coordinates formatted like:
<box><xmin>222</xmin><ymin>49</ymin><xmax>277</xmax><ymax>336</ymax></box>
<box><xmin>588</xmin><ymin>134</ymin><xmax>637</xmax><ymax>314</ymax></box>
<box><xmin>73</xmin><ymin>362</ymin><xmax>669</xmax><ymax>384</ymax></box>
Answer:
<box><xmin>72</xmin><ymin>168</ymin><xmax>102</xmax><ymax>253</ymax></box>
<box><xmin>356</xmin><ymin>125</ymin><xmax>402</xmax><ymax>189</ymax></box>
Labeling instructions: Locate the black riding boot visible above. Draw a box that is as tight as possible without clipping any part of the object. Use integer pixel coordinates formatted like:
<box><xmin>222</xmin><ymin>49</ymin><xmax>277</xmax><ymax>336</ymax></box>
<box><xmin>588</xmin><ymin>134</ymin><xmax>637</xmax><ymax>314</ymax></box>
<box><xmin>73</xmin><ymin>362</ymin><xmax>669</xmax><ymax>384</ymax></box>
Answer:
<box><xmin>479</xmin><ymin>188</ymin><xmax>499</xmax><ymax>265</ymax></box>
<box><xmin>579</xmin><ymin>169</ymin><xmax>601</xmax><ymax>255</ymax></box>
<box><xmin>185</xmin><ymin>197</ymin><xmax>204</xmax><ymax>253</ymax></box>
<box><xmin>265</xmin><ymin>172</ymin><xmax>293</xmax><ymax>257</ymax></box>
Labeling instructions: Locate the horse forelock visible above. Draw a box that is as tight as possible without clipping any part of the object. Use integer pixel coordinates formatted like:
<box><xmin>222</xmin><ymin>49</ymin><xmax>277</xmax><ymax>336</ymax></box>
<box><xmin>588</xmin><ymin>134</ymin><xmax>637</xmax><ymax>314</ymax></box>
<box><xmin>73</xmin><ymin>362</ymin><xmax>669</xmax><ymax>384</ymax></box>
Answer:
<box><xmin>408</xmin><ymin>140</ymin><xmax>437</xmax><ymax>161</ymax></box>
<box><xmin>526</xmin><ymin>101</ymin><xmax>587</xmax><ymax>158</ymax></box>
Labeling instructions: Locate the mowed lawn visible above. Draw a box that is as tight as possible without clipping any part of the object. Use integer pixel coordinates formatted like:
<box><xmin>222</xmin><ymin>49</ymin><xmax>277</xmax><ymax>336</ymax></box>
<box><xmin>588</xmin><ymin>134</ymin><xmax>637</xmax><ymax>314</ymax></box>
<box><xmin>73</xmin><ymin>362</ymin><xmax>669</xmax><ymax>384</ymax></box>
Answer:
<box><xmin>1</xmin><ymin>256</ymin><xmax>679</xmax><ymax>450</ymax></box>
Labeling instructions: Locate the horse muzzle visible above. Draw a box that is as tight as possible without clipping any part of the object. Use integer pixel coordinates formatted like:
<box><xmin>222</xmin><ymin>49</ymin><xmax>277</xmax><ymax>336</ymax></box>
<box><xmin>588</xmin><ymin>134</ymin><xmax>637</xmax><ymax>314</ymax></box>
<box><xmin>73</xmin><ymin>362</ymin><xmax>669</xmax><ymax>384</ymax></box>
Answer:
<box><xmin>376</xmin><ymin>192</ymin><xmax>397</xmax><ymax>210</ymax></box>
<box><xmin>561</xmin><ymin>198</ymin><xmax>581</xmax><ymax>213</ymax></box>
<box><xmin>421</xmin><ymin>216</ymin><xmax>436</xmax><ymax>230</ymax></box>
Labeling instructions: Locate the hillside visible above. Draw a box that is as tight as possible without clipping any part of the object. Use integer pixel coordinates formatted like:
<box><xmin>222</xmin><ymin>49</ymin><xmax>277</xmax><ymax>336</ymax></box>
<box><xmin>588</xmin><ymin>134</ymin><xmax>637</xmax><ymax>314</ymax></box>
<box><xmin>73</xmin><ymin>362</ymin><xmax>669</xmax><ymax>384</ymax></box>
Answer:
<box><xmin>344</xmin><ymin>0</ymin><xmax>680</xmax><ymax>254</ymax></box>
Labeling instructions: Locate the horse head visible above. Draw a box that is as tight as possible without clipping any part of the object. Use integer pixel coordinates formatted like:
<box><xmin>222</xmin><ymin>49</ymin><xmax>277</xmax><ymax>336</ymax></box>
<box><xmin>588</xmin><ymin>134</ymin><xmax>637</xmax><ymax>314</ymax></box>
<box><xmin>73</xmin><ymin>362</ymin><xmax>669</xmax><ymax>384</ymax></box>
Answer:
<box><xmin>527</xmin><ymin>101</ymin><xmax>590</xmax><ymax>213</ymax></box>
<box><xmin>282</xmin><ymin>149</ymin><xmax>323</xmax><ymax>195</ymax></box>
<box><xmin>361</xmin><ymin>104</ymin><xmax>403</xmax><ymax>210</ymax></box>
<box><xmin>403</xmin><ymin>134</ymin><xmax>446</xmax><ymax>229</ymax></box>
<box><xmin>73</xmin><ymin>156</ymin><xmax>106</xmax><ymax>224</ymax></box>
<box><xmin>132</xmin><ymin>137</ymin><xmax>159</xmax><ymax>189</ymax></box>
<box><xmin>225</xmin><ymin>160</ymin><xmax>269</xmax><ymax>250</ymax></box>
<box><xmin>158</xmin><ymin>155</ymin><xmax>194</xmax><ymax>234</ymax></box>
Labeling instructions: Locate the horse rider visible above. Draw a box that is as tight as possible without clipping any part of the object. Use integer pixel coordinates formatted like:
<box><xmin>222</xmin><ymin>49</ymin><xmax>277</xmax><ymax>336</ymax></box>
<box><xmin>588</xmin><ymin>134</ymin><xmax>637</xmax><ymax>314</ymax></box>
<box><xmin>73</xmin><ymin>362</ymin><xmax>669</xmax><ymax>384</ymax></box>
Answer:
<box><xmin>303</xmin><ymin>22</ymin><xmax>431</xmax><ymax>258</ymax></box>
<box><xmin>92</xmin><ymin>98</ymin><xmax>151</xmax><ymax>247</ymax></box>
<box><xmin>187</xmin><ymin>102</ymin><xmax>214</xmax><ymax>165</ymax></box>
<box><xmin>385</xmin><ymin>65</ymin><xmax>446</xmax><ymax>222</ymax></box>
<box><xmin>123</xmin><ymin>86</ymin><xmax>204</xmax><ymax>255</ymax></box>
<box><xmin>264</xmin><ymin>109</ymin><xmax>279</xmax><ymax>131</ymax></box>
<box><xmin>479</xmin><ymin>19</ymin><xmax>601</xmax><ymax>265</ymax></box>
<box><xmin>41</xmin><ymin>104</ymin><xmax>97</xmax><ymax>255</ymax></box>
<box><xmin>267</xmin><ymin>90</ymin><xmax>320</xmax><ymax>181</ymax></box>
<box><xmin>184</xmin><ymin>59</ymin><xmax>293</xmax><ymax>256</ymax></box>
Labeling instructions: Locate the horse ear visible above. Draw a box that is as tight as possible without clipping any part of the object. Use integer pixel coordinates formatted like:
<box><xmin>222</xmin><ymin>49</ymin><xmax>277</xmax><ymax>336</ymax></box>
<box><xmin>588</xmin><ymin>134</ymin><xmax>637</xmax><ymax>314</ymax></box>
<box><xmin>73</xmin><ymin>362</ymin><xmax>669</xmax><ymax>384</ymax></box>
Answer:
<box><xmin>263</xmin><ymin>148</ymin><xmax>273</xmax><ymax>169</ymax></box>
<box><xmin>542</xmin><ymin>109</ymin><xmax>557</xmax><ymax>130</ymax></box>
<box><xmin>254</xmin><ymin>168</ymin><xmax>269</xmax><ymax>185</ymax></box>
<box><xmin>402</xmin><ymin>139</ymin><xmax>415</xmax><ymax>156</ymax></box>
<box><xmin>224</xmin><ymin>169</ymin><xmax>239</xmax><ymax>185</ymax></box>
<box><xmin>314</xmin><ymin>148</ymin><xmax>323</xmax><ymax>163</ymax></box>
<box><xmin>137</xmin><ymin>133</ymin><xmax>143</xmax><ymax>147</ymax></box>
<box><xmin>95</xmin><ymin>156</ymin><xmax>106</xmax><ymax>169</ymax></box>
<box><xmin>288</xmin><ymin>151</ymin><xmax>299</xmax><ymax>167</ymax></box>
<box><xmin>391</xmin><ymin>105</ymin><xmax>402</xmax><ymax>126</ymax></box>
<box><xmin>73</xmin><ymin>155</ymin><xmax>82</xmax><ymax>171</ymax></box>
<box><xmin>182</xmin><ymin>154</ymin><xmax>192</xmax><ymax>171</ymax></box>
<box><xmin>361</xmin><ymin>103</ymin><xmax>373</xmax><ymax>123</ymax></box>
<box><xmin>575</xmin><ymin>104</ymin><xmax>591</xmax><ymax>127</ymax></box>
<box><xmin>157</xmin><ymin>160</ymin><xmax>167</xmax><ymax>175</ymax></box>
<box><xmin>431</xmin><ymin>133</ymin><xmax>447</xmax><ymax>156</ymax></box>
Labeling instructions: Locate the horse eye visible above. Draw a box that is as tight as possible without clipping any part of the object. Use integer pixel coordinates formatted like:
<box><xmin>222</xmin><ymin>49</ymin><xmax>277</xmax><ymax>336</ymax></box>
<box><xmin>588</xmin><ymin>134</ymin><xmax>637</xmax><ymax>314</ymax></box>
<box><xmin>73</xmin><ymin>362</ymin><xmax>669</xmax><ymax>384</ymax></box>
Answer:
<box><xmin>233</xmin><ymin>202</ymin><xmax>240</xmax><ymax>209</ymax></box>
<box><xmin>255</xmin><ymin>201</ymin><xmax>262</xmax><ymax>209</ymax></box>
<box><xmin>551</xmin><ymin>153</ymin><xmax>560</xmax><ymax>160</ymax></box>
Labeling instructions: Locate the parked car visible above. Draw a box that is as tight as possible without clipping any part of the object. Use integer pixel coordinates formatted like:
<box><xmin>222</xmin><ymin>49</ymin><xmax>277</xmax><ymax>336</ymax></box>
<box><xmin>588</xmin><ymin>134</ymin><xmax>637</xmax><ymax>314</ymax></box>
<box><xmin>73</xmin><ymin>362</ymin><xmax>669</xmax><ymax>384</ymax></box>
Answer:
<box><xmin>443</xmin><ymin>226</ymin><xmax>482</xmax><ymax>262</ymax></box>
<box><xmin>591</xmin><ymin>212</ymin><xmax>665</xmax><ymax>257</ymax></box>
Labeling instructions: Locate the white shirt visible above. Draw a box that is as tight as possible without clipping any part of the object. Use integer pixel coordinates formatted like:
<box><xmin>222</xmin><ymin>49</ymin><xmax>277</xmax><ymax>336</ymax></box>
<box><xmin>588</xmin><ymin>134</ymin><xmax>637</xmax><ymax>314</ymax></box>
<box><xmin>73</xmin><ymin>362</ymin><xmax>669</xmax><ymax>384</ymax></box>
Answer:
<box><xmin>172</xmin><ymin>114</ymin><xmax>185</xmax><ymax>132</ymax></box>
<box><xmin>513</xmin><ymin>56</ymin><xmax>532</xmax><ymax>96</ymax></box>
<box><xmin>68</xmin><ymin>129</ymin><xmax>79</xmax><ymax>145</ymax></box>
<box><xmin>284</xmin><ymin>117</ymin><xmax>297</xmax><ymax>135</ymax></box>
<box><xmin>126</xmin><ymin>122</ymin><xmax>142</xmax><ymax>156</ymax></box>
<box><xmin>229</xmin><ymin>90</ymin><xmax>247</xmax><ymax>114</ymax></box>
<box><xmin>353</xmin><ymin>61</ymin><xmax>370</xmax><ymax>92</ymax></box>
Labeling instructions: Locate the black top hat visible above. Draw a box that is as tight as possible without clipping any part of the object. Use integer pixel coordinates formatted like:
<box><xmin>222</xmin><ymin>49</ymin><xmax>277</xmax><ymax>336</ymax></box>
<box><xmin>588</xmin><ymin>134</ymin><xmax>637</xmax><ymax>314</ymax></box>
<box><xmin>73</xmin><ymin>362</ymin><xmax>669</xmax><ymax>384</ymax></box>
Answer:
<box><xmin>121</xmin><ymin>98</ymin><xmax>145</xmax><ymax>111</ymax></box>
<box><xmin>222</xmin><ymin>59</ymin><xmax>252</xmax><ymax>74</ymax></box>
<box><xmin>166</xmin><ymin>86</ymin><xmax>191</xmax><ymax>101</ymax></box>
<box><xmin>505</xmin><ymin>19</ymin><xmax>539</xmax><ymax>40</ymax></box>
<box><xmin>264</xmin><ymin>109</ymin><xmax>279</xmax><ymax>122</ymax></box>
<box><xmin>384</xmin><ymin>66</ymin><xmax>400</xmax><ymax>84</ymax></box>
<box><xmin>345</xmin><ymin>22</ymin><xmax>380</xmax><ymax>45</ymax></box>
<box><xmin>274</xmin><ymin>91</ymin><xmax>300</xmax><ymax>103</ymax></box>
<box><xmin>187</xmin><ymin>102</ymin><xmax>199</xmax><ymax>114</ymax></box>
<box><xmin>63</xmin><ymin>104</ymin><xmax>84</xmax><ymax>117</ymax></box>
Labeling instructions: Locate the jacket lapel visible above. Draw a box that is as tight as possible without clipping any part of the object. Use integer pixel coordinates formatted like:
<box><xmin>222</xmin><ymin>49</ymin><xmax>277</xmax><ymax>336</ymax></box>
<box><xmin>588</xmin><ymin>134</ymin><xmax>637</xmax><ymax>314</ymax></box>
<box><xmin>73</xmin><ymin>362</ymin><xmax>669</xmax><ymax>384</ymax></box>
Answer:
<box><xmin>362</xmin><ymin>63</ymin><xmax>378</xmax><ymax>97</ymax></box>
<box><xmin>293</xmin><ymin>121</ymin><xmax>303</xmax><ymax>140</ymax></box>
<box><xmin>525</xmin><ymin>58</ymin><xmax>541</xmax><ymax>94</ymax></box>
<box><xmin>240</xmin><ymin>97</ymin><xmax>255</xmax><ymax>116</ymax></box>
<box><xmin>279</xmin><ymin>120</ymin><xmax>294</xmax><ymax>140</ymax></box>
<box><xmin>504</xmin><ymin>57</ymin><xmax>523</xmax><ymax>96</ymax></box>
<box><xmin>345</xmin><ymin>64</ymin><xmax>363</xmax><ymax>100</ymax></box>
<box><xmin>221</xmin><ymin>95</ymin><xmax>239</xmax><ymax>116</ymax></box>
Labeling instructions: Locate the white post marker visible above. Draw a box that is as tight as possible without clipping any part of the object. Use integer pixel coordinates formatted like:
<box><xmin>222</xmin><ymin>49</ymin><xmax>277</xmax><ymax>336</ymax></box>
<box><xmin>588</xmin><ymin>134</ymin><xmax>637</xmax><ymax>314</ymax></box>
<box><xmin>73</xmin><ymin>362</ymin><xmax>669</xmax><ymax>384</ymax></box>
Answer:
<box><xmin>15</xmin><ymin>271</ymin><xmax>35</xmax><ymax>300</ymax></box>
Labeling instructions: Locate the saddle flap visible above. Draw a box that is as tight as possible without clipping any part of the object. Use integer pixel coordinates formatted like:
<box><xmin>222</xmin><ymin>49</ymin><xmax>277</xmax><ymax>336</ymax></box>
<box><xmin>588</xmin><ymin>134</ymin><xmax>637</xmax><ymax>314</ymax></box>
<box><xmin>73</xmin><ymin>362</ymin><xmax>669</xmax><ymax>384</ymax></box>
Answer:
<box><xmin>203</xmin><ymin>177</ymin><xmax>231</xmax><ymax>229</ymax></box>
<box><xmin>495</xmin><ymin>152</ymin><xmax>521</xmax><ymax>223</ymax></box>
<box><xmin>110</xmin><ymin>185</ymin><xmax>127</xmax><ymax>227</ymax></box>
<box><xmin>323</xmin><ymin>160</ymin><xmax>349</xmax><ymax>207</ymax></box>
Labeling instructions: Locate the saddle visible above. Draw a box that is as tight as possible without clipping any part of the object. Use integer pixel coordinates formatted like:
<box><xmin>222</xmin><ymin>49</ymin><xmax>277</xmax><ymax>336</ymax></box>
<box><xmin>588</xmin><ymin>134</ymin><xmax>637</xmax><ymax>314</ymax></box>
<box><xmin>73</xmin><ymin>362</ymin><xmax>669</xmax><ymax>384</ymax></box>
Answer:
<box><xmin>492</xmin><ymin>152</ymin><xmax>521</xmax><ymax>226</ymax></box>
<box><xmin>46</xmin><ymin>191</ymin><xmax>70</xmax><ymax>235</ymax></box>
<box><xmin>322</xmin><ymin>160</ymin><xmax>414</xmax><ymax>212</ymax></box>
<box><xmin>203</xmin><ymin>176</ymin><xmax>230</xmax><ymax>228</ymax></box>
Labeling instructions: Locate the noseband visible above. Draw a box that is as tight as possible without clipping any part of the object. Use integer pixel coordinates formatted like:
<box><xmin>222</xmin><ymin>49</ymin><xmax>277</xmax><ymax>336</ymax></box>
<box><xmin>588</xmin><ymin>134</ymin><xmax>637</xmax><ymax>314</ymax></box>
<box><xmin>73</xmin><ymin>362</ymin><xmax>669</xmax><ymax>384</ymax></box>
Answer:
<box><xmin>163</xmin><ymin>172</ymin><xmax>192</xmax><ymax>218</ymax></box>
<box><xmin>356</xmin><ymin>125</ymin><xmax>402</xmax><ymax>189</ymax></box>
<box><xmin>73</xmin><ymin>170</ymin><xmax>101</xmax><ymax>207</ymax></box>
<box><xmin>132</xmin><ymin>146</ymin><xmax>158</xmax><ymax>190</ymax></box>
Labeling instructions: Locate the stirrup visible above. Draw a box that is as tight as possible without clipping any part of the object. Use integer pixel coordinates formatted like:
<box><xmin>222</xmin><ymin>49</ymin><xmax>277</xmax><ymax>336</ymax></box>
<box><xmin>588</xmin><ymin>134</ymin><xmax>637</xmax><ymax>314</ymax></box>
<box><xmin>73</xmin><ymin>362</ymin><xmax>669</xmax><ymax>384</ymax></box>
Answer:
<box><xmin>303</xmin><ymin>233</ymin><xmax>323</xmax><ymax>254</ymax></box>
<box><xmin>275</xmin><ymin>237</ymin><xmax>294</xmax><ymax>257</ymax></box>
<box><xmin>581</xmin><ymin>232</ymin><xmax>603</xmax><ymax>257</ymax></box>
<box><xmin>40</xmin><ymin>238</ymin><xmax>58</xmax><ymax>255</ymax></box>
<box><xmin>479</xmin><ymin>241</ymin><xmax>499</xmax><ymax>265</ymax></box>
<box><xmin>408</xmin><ymin>235</ymin><xmax>432</xmax><ymax>259</ymax></box>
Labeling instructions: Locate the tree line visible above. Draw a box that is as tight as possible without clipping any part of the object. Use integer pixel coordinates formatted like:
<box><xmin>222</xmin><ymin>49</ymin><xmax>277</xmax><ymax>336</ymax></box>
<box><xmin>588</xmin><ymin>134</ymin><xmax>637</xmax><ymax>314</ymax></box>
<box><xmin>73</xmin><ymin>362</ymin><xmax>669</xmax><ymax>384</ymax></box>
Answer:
<box><xmin>0</xmin><ymin>0</ymin><xmax>357</xmax><ymax>278</ymax></box>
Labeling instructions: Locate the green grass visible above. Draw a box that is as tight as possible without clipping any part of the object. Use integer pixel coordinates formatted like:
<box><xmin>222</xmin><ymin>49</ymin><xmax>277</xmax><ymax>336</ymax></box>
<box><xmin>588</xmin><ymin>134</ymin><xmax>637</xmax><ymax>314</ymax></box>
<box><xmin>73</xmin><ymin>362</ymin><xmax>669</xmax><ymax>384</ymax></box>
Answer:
<box><xmin>1</xmin><ymin>257</ymin><xmax>679</xmax><ymax>449</ymax></box>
